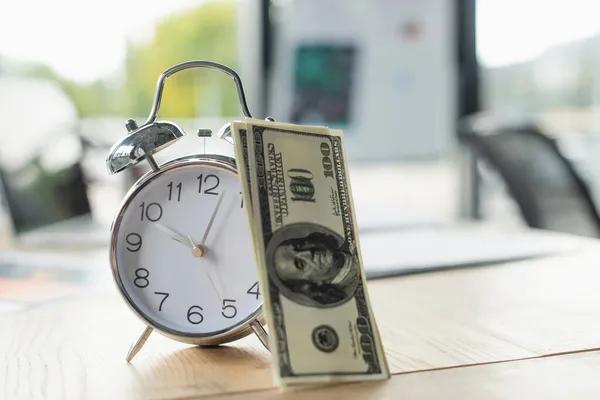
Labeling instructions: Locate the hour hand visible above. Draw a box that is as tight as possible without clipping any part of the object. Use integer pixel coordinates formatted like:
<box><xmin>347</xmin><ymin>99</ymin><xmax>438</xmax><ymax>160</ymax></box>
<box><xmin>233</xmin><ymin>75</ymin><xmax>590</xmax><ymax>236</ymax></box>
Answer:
<box><xmin>154</xmin><ymin>223</ymin><xmax>191</xmax><ymax>247</ymax></box>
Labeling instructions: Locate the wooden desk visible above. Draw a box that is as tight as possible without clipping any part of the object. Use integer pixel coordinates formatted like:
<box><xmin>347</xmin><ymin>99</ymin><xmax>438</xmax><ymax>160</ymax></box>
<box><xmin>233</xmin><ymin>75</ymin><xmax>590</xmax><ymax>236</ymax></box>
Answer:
<box><xmin>1</xmin><ymin>234</ymin><xmax>600</xmax><ymax>399</ymax></box>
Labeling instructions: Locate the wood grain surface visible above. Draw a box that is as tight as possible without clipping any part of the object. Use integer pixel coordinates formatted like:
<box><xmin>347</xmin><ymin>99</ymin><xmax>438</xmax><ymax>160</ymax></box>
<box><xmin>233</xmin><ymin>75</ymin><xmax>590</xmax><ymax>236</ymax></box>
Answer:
<box><xmin>226</xmin><ymin>350</ymin><xmax>600</xmax><ymax>400</ymax></box>
<box><xmin>1</xmin><ymin>238</ymin><xmax>600</xmax><ymax>399</ymax></box>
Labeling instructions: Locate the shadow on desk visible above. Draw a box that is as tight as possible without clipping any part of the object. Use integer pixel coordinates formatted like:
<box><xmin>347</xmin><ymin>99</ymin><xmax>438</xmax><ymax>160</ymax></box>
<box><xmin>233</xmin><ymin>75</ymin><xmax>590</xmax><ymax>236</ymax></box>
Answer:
<box><xmin>127</xmin><ymin>345</ymin><xmax>270</xmax><ymax>398</ymax></box>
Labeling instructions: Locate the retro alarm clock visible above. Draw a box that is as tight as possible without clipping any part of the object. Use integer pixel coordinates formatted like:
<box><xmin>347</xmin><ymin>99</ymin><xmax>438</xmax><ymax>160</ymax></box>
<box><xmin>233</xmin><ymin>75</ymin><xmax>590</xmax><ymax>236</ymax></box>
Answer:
<box><xmin>106</xmin><ymin>61</ymin><xmax>269</xmax><ymax>362</ymax></box>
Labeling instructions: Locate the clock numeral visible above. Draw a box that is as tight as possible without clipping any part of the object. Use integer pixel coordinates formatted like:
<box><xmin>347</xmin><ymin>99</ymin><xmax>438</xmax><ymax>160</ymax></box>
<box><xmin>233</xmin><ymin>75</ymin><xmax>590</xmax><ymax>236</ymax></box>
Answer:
<box><xmin>154</xmin><ymin>292</ymin><xmax>169</xmax><ymax>311</ymax></box>
<box><xmin>139</xmin><ymin>202</ymin><xmax>163</xmax><ymax>222</ymax></box>
<box><xmin>198</xmin><ymin>174</ymin><xmax>220</xmax><ymax>195</ymax></box>
<box><xmin>134</xmin><ymin>268</ymin><xmax>150</xmax><ymax>288</ymax></box>
<box><xmin>167</xmin><ymin>182</ymin><xmax>182</xmax><ymax>202</ymax></box>
<box><xmin>247</xmin><ymin>282</ymin><xmax>260</xmax><ymax>299</ymax></box>
<box><xmin>125</xmin><ymin>233</ymin><xmax>142</xmax><ymax>252</ymax></box>
<box><xmin>239</xmin><ymin>191</ymin><xmax>243</xmax><ymax>208</ymax></box>
<box><xmin>221</xmin><ymin>299</ymin><xmax>238</xmax><ymax>319</ymax></box>
<box><xmin>187</xmin><ymin>305</ymin><xmax>204</xmax><ymax>324</ymax></box>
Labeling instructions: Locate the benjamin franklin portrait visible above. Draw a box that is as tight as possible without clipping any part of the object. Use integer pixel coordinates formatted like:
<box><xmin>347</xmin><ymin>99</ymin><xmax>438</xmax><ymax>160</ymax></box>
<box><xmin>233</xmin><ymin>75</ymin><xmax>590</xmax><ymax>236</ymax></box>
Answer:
<box><xmin>266</xmin><ymin>224</ymin><xmax>359</xmax><ymax>307</ymax></box>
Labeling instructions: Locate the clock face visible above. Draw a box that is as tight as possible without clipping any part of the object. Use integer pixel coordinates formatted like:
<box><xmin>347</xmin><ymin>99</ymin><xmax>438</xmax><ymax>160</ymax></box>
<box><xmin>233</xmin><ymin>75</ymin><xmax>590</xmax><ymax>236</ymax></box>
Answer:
<box><xmin>111</xmin><ymin>158</ymin><xmax>262</xmax><ymax>338</ymax></box>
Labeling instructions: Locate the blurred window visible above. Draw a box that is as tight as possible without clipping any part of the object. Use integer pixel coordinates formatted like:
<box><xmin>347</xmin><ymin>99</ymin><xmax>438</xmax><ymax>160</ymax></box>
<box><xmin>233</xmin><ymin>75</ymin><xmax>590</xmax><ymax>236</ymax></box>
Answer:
<box><xmin>0</xmin><ymin>1</ymin><xmax>242</xmax><ymax>119</ymax></box>
<box><xmin>477</xmin><ymin>0</ymin><xmax>600</xmax><ymax>128</ymax></box>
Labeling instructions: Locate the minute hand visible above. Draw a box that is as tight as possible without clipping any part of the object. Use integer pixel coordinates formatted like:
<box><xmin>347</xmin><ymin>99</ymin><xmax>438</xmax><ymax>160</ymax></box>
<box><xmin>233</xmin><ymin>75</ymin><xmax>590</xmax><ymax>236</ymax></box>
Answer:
<box><xmin>200</xmin><ymin>189</ymin><xmax>226</xmax><ymax>245</ymax></box>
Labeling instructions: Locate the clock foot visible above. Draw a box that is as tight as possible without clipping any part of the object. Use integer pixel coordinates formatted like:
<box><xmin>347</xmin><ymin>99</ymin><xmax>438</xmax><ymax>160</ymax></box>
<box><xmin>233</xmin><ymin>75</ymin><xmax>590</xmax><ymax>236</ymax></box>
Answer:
<box><xmin>126</xmin><ymin>325</ymin><xmax>154</xmax><ymax>363</ymax></box>
<box><xmin>250</xmin><ymin>319</ymin><xmax>269</xmax><ymax>351</ymax></box>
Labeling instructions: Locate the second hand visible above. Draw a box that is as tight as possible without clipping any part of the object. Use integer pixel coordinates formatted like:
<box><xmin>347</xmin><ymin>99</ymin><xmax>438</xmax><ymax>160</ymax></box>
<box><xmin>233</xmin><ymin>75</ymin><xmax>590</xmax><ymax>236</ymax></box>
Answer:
<box><xmin>188</xmin><ymin>235</ymin><xmax>223</xmax><ymax>303</ymax></box>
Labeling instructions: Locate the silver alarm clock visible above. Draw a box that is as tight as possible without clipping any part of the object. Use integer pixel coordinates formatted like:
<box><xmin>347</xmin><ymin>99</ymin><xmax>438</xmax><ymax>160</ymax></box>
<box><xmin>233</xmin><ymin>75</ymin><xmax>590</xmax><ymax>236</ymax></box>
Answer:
<box><xmin>106</xmin><ymin>61</ymin><xmax>269</xmax><ymax>362</ymax></box>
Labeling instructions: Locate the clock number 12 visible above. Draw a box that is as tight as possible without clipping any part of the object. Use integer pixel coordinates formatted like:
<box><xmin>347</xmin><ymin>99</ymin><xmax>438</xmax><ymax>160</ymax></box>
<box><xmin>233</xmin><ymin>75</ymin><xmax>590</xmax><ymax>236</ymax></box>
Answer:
<box><xmin>198</xmin><ymin>174</ymin><xmax>220</xmax><ymax>195</ymax></box>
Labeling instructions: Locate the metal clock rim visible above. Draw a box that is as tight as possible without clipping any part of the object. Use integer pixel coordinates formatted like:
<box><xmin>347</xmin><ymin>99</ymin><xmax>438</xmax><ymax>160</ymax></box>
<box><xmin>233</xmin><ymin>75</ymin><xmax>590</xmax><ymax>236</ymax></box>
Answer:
<box><xmin>109</xmin><ymin>155</ymin><xmax>264</xmax><ymax>346</ymax></box>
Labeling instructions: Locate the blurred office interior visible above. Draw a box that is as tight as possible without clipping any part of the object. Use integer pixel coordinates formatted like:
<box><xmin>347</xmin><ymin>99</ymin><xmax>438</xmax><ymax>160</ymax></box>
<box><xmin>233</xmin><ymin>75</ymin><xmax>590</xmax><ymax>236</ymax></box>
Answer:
<box><xmin>1</xmin><ymin>0</ymin><xmax>600</xmax><ymax>262</ymax></box>
<box><xmin>5</xmin><ymin>3</ymin><xmax>600</xmax><ymax>394</ymax></box>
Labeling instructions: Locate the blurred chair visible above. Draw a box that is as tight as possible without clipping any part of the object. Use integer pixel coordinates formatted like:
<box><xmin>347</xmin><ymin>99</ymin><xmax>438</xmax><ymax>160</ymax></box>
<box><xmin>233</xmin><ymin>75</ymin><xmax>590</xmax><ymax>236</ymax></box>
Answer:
<box><xmin>0</xmin><ymin>161</ymin><xmax>91</xmax><ymax>235</ymax></box>
<box><xmin>459</xmin><ymin>122</ymin><xmax>600</xmax><ymax>237</ymax></box>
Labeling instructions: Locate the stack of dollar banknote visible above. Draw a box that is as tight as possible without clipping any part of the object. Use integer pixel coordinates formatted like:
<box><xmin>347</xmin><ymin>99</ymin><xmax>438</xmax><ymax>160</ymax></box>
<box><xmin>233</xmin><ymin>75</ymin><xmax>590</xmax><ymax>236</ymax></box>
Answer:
<box><xmin>231</xmin><ymin>119</ymin><xmax>389</xmax><ymax>386</ymax></box>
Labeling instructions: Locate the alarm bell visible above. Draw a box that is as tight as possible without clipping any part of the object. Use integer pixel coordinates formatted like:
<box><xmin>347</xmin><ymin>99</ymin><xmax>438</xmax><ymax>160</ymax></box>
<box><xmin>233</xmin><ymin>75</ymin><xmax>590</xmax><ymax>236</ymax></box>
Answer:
<box><xmin>106</xmin><ymin>119</ymin><xmax>185</xmax><ymax>175</ymax></box>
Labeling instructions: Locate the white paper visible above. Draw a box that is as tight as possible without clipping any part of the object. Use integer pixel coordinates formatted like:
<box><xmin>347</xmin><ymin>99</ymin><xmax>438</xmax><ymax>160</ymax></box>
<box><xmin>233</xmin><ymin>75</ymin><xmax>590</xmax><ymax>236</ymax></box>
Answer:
<box><xmin>362</xmin><ymin>228</ymin><xmax>581</xmax><ymax>278</ymax></box>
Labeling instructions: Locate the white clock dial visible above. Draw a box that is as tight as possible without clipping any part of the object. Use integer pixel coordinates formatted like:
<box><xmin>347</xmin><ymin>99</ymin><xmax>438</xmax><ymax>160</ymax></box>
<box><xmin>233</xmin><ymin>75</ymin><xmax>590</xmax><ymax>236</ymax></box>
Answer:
<box><xmin>111</xmin><ymin>158</ymin><xmax>262</xmax><ymax>338</ymax></box>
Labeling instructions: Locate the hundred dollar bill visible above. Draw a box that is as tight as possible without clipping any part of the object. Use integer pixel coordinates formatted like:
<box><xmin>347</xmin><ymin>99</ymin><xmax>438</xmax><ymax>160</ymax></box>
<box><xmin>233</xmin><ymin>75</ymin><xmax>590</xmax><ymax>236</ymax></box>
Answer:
<box><xmin>231</xmin><ymin>119</ymin><xmax>389</xmax><ymax>386</ymax></box>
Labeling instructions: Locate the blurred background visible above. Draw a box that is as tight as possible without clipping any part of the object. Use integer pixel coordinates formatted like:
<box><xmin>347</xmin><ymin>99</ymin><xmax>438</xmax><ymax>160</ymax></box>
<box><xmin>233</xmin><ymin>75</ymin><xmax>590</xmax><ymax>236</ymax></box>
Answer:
<box><xmin>3</xmin><ymin>0</ymin><xmax>600</xmax><ymax>248</ymax></box>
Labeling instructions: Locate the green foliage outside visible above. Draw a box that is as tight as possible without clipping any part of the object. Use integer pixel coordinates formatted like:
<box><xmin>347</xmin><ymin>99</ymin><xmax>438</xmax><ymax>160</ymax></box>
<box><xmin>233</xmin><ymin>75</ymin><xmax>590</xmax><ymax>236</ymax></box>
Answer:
<box><xmin>14</xmin><ymin>1</ymin><xmax>239</xmax><ymax>118</ymax></box>
<box><xmin>122</xmin><ymin>2</ymin><xmax>239</xmax><ymax>118</ymax></box>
